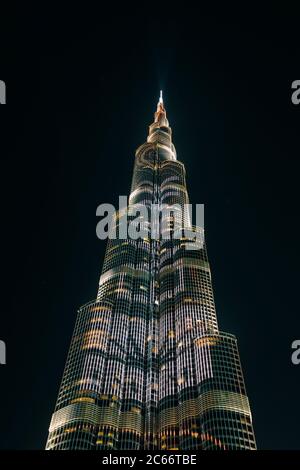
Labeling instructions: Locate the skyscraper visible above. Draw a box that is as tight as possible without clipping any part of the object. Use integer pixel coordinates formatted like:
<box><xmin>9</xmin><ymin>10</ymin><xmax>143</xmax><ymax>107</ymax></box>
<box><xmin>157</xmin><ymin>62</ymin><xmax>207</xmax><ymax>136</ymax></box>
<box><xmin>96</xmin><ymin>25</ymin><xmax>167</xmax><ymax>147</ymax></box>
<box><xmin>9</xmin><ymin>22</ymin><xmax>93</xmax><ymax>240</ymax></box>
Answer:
<box><xmin>46</xmin><ymin>94</ymin><xmax>256</xmax><ymax>450</ymax></box>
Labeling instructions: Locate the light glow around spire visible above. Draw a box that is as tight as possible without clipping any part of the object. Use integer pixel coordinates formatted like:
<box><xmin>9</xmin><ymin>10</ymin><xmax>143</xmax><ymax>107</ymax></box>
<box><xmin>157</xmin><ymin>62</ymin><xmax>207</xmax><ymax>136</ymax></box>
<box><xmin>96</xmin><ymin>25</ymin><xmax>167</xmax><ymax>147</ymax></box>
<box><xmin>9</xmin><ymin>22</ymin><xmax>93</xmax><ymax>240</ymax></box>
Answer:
<box><xmin>159</xmin><ymin>90</ymin><xmax>163</xmax><ymax>104</ymax></box>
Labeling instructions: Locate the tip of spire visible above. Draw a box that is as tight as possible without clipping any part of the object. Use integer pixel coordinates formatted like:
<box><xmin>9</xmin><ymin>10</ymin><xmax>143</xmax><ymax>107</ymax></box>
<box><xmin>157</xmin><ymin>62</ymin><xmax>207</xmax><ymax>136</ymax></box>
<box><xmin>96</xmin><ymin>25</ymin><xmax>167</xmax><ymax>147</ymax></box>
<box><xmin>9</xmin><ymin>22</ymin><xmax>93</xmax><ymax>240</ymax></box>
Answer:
<box><xmin>154</xmin><ymin>90</ymin><xmax>167</xmax><ymax>124</ymax></box>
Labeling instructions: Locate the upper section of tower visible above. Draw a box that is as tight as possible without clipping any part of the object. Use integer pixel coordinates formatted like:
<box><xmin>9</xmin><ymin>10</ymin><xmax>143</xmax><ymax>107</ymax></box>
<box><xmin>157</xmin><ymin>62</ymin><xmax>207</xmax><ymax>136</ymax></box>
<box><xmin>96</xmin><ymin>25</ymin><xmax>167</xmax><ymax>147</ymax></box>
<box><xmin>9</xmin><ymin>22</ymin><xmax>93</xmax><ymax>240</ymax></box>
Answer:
<box><xmin>154</xmin><ymin>90</ymin><xmax>169</xmax><ymax>128</ymax></box>
<box><xmin>144</xmin><ymin>91</ymin><xmax>177</xmax><ymax>161</ymax></box>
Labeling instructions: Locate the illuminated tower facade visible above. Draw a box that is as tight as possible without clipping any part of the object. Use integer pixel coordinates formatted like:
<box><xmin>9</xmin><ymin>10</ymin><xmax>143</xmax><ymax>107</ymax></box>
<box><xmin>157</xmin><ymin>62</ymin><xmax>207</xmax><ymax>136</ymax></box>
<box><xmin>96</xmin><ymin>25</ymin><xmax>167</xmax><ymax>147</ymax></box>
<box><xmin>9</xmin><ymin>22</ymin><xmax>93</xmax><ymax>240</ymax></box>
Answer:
<box><xmin>46</xmin><ymin>94</ymin><xmax>256</xmax><ymax>450</ymax></box>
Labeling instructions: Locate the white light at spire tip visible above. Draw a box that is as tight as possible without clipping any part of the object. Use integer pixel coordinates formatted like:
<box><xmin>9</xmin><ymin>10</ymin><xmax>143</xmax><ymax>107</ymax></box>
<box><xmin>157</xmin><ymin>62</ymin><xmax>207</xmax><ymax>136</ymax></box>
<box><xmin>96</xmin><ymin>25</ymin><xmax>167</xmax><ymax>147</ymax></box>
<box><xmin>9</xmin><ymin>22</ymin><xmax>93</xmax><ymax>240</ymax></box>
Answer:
<box><xmin>159</xmin><ymin>90</ymin><xmax>163</xmax><ymax>104</ymax></box>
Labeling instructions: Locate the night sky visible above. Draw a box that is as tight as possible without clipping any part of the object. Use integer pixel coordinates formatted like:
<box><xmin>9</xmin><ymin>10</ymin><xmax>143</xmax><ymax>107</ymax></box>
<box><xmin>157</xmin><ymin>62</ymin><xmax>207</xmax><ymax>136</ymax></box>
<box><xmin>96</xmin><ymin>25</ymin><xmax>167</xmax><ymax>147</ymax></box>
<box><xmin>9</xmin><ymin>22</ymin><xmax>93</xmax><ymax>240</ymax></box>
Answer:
<box><xmin>0</xmin><ymin>7</ymin><xmax>299</xmax><ymax>450</ymax></box>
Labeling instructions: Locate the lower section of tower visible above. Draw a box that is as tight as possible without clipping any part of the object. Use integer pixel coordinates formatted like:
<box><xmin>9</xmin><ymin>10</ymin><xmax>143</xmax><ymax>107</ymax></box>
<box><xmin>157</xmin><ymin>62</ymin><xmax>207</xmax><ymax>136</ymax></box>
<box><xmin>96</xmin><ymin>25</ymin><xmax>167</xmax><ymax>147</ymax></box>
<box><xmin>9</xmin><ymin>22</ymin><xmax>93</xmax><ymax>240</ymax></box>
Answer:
<box><xmin>46</xmin><ymin>300</ymin><xmax>256</xmax><ymax>450</ymax></box>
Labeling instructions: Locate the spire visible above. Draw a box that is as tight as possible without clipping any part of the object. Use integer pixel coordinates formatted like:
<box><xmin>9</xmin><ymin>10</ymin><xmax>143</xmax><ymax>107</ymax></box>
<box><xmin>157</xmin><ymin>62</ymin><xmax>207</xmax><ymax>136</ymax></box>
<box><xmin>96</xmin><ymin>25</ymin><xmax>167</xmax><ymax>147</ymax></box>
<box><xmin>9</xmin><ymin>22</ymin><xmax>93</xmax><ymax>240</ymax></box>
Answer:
<box><xmin>157</xmin><ymin>90</ymin><xmax>164</xmax><ymax>112</ymax></box>
<box><xmin>159</xmin><ymin>90</ymin><xmax>163</xmax><ymax>104</ymax></box>
<box><xmin>145</xmin><ymin>91</ymin><xmax>177</xmax><ymax>160</ymax></box>
<box><xmin>154</xmin><ymin>90</ymin><xmax>168</xmax><ymax>126</ymax></box>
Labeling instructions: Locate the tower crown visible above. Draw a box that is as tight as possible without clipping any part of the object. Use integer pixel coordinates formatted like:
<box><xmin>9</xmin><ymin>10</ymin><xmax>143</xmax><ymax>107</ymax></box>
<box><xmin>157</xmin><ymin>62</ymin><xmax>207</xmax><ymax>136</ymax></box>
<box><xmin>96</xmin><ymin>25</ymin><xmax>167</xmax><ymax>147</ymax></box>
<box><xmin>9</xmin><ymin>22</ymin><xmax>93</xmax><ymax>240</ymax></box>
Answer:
<box><xmin>145</xmin><ymin>91</ymin><xmax>177</xmax><ymax>160</ymax></box>
<box><xmin>154</xmin><ymin>89</ymin><xmax>168</xmax><ymax>127</ymax></box>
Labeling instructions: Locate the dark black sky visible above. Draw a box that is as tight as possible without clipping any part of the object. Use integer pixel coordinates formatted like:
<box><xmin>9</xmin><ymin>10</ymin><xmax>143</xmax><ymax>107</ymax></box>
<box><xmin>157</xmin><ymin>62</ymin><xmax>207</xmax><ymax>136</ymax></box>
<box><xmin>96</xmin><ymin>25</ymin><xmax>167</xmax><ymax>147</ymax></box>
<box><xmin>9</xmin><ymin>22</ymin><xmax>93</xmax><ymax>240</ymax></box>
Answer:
<box><xmin>0</xmin><ymin>7</ymin><xmax>299</xmax><ymax>450</ymax></box>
